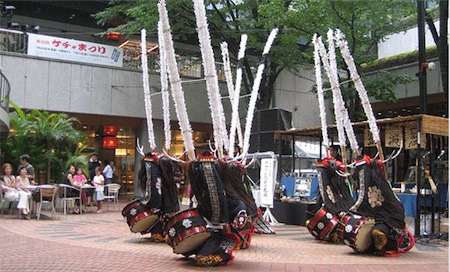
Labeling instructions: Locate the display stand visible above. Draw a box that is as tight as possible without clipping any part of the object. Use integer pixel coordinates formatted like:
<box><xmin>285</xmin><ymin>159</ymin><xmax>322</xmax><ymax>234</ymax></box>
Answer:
<box><xmin>262</xmin><ymin>205</ymin><xmax>280</xmax><ymax>225</ymax></box>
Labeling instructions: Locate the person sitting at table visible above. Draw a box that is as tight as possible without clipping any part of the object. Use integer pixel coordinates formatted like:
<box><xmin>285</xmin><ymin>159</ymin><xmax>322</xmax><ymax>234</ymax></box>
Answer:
<box><xmin>4</xmin><ymin>165</ymin><xmax>32</xmax><ymax>219</ymax></box>
<box><xmin>1</xmin><ymin>163</ymin><xmax>31</xmax><ymax>219</ymax></box>
<box><xmin>63</xmin><ymin>165</ymin><xmax>82</xmax><ymax>214</ymax></box>
<box><xmin>91</xmin><ymin>166</ymin><xmax>105</xmax><ymax>213</ymax></box>
<box><xmin>73</xmin><ymin>167</ymin><xmax>88</xmax><ymax>212</ymax></box>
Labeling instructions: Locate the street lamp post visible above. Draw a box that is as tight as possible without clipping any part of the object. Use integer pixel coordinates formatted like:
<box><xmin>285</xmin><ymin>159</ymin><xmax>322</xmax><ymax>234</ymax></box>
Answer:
<box><xmin>417</xmin><ymin>0</ymin><xmax>427</xmax><ymax>114</ymax></box>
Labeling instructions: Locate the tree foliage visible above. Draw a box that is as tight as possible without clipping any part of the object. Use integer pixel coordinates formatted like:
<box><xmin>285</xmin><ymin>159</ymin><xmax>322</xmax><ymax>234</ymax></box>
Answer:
<box><xmin>0</xmin><ymin>102</ymin><xmax>88</xmax><ymax>183</ymax></box>
<box><xmin>94</xmin><ymin>0</ymin><xmax>417</xmax><ymax>117</ymax></box>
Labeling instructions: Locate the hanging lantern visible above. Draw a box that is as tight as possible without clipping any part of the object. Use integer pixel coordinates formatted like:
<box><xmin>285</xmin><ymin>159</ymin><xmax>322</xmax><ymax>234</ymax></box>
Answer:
<box><xmin>103</xmin><ymin>125</ymin><xmax>118</xmax><ymax>136</ymax></box>
<box><xmin>103</xmin><ymin>137</ymin><xmax>117</xmax><ymax>149</ymax></box>
<box><xmin>106</xmin><ymin>32</ymin><xmax>121</xmax><ymax>41</ymax></box>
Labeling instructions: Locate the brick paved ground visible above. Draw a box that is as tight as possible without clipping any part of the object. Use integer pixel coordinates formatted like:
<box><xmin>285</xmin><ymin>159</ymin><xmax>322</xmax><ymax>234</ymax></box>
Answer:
<box><xmin>0</xmin><ymin>201</ymin><xmax>447</xmax><ymax>272</ymax></box>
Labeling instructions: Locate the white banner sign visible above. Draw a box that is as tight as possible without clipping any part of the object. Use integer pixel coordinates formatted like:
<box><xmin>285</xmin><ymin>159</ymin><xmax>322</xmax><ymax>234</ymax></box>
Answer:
<box><xmin>260</xmin><ymin>158</ymin><xmax>277</xmax><ymax>207</ymax></box>
<box><xmin>27</xmin><ymin>33</ymin><xmax>123</xmax><ymax>67</ymax></box>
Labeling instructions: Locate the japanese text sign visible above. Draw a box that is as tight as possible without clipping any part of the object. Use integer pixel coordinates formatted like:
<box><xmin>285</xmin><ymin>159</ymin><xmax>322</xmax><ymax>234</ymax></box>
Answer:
<box><xmin>27</xmin><ymin>33</ymin><xmax>123</xmax><ymax>67</ymax></box>
<box><xmin>385</xmin><ymin>127</ymin><xmax>402</xmax><ymax>148</ymax></box>
<box><xmin>260</xmin><ymin>158</ymin><xmax>277</xmax><ymax>207</ymax></box>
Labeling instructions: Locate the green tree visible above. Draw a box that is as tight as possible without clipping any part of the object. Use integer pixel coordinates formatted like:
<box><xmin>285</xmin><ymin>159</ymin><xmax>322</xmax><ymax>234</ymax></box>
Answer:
<box><xmin>94</xmin><ymin>0</ymin><xmax>417</xmax><ymax>117</ymax></box>
<box><xmin>424</xmin><ymin>0</ymin><xmax>448</xmax><ymax>109</ymax></box>
<box><xmin>0</xmin><ymin>102</ymin><xmax>88</xmax><ymax>183</ymax></box>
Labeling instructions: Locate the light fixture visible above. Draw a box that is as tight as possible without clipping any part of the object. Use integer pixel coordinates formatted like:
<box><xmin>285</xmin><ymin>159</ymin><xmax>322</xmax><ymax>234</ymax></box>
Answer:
<box><xmin>2</xmin><ymin>5</ymin><xmax>15</xmax><ymax>19</ymax></box>
<box><xmin>103</xmin><ymin>137</ymin><xmax>117</xmax><ymax>149</ymax></box>
<box><xmin>107</xmin><ymin>32</ymin><xmax>121</xmax><ymax>41</ymax></box>
<box><xmin>8</xmin><ymin>22</ymin><xmax>19</xmax><ymax>30</ymax></box>
<box><xmin>32</xmin><ymin>25</ymin><xmax>40</xmax><ymax>34</ymax></box>
<box><xmin>416</xmin><ymin>61</ymin><xmax>436</xmax><ymax>77</ymax></box>
<box><xmin>422</xmin><ymin>62</ymin><xmax>436</xmax><ymax>70</ymax></box>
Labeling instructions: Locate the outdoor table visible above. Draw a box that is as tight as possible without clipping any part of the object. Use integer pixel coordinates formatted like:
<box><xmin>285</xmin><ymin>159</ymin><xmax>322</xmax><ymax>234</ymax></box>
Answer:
<box><xmin>396</xmin><ymin>193</ymin><xmax>416</xmax><ymax>217</ymax></box>
<box><xmin>270</xmin><ymin>201</ymin><xmax>315</xmax><ymax>226</ymax></box>
<box><xmin>79</xmin><ymin>185</ymin><xmax>95</xmax><ymax>214</ymax></box>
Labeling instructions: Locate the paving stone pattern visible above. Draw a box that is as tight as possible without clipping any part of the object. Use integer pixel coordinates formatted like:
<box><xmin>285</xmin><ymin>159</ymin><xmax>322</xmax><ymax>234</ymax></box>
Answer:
<box><xmin>0</xmin><ymin>202</ymin><xmax>448</xmax><ymax>272</ymax></box>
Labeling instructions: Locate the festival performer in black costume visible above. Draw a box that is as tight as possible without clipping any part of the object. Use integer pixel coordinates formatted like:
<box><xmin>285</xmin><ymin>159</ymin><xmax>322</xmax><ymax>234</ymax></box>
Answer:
<box><xmin>307</xmin><ymin>154</ymin><xmax>356</xmax><ymax>242</ymax></box>
<box><xmin>181</xmin><ymin>151</ymin><xmax>239</xmax><ymax>266</ymax></box>
<box><xmin>216</xmin><ymin>157</ymin><xmax>259</xmax><ymax>249</ymax></box>
<box><xmin>122</xmin><ymin>152</ymin><xmax>180</xmax><ymax>242</ymax></box>
<box><xmin>349</xmin><ymin>155</ymin><xmax>412</xmax><ymax>257</ymax></box>
<box><xmin>227</xmin><ymin>146</ymin><xmax>275</xmax><ymax>235</ymax></box>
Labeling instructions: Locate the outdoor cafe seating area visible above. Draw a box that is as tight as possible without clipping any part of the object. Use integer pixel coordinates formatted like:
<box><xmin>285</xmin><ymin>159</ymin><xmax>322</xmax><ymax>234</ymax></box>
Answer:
<box><xmin>0</xmin><ymin>183</ymin><xmax>122</xmax><ymax>220</ymax></box>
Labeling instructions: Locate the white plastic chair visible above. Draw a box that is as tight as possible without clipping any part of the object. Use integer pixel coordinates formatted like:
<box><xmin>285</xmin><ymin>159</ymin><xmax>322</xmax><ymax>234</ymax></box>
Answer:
<box><xmin>0</xmin><ymin>185</ymin><xmax>21</xmax><ymax>218</ymax></box>
<box><xmin>57</xmin><ymin>184</ymin><xmax>81</xmax><ymax>215</ymax></box>
<box><xmin>104</xmin><ymin>183</ymin><xmax>121</xmax><ymax>211</ymax></box>
<box><xmin>0</xmin><ymin>187</ymin><xmax>6</xmax><ymax>216</ymax></box>
<box><xmin>36</xmin><ymin>185</ymin><xmax>58</xmax><ymax>220</ymax></box>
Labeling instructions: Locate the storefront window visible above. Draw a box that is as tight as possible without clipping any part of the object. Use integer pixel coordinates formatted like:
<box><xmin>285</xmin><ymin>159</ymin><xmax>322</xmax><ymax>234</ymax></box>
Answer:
<box><xmin>82</xmin><ymin>125</ymin><xmax>136</xmax><ymax>196</ymax></box>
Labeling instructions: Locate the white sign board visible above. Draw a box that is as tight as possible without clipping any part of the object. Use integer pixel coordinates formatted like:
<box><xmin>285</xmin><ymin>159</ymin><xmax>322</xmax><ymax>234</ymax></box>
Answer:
<box><xmin>259</xmin><ymin>158</ymin><xmax>277</xmax><ymax>207</ymax></box>
<box><xmin>27</xmin><ymin>33</ymin><xmax>123</xmax><ymax>67</ymax></box>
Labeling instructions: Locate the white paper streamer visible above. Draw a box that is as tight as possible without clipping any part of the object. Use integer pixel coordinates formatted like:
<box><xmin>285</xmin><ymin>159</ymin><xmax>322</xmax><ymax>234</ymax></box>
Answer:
<box><xmin>158</xmin><ymin>1</ymin><xmax>195</xmax><ymax>160</ymax></box>
<box><xmin>221</xmin><ymin>41</ymin><xmax>244</xmax><ymax>157</ymax></box>
<box><xmin>242</xmin><ymin>28</ymin><xmax>279</xmax><ymax>158</ymax></box>
<box><xmin>326</xmin><ymin>29</ymin><xmax>359</xmax><ymax>153</ymax></box>
<box><xmin>140</xmin><ymin>29</ymin><xmax>156</xmax><ymax>151</ymax></box>
<box><xmin>158</xmin><ymin>21</ymin><xmax>171</xmax><ymax>151</ymax></box>
<box><xmin>312</xmin><ymin>33</ymin><xmax>329</xmax><ymax>153</ymax></box>
<box><xmin>229</xmin><ymin>34</ymin><xmax>248</xmax><ymax>153</ymax></box>
<box><xmin>192</xmin><ymin>0</ymin><xmax>229</xmax><ymax>158</ymax></box>
<box><xmin>335</xmin><ymin>29</ymin><xmax>380</xmax><ymax>144</ymax></box>
<box><xmin>315</xmin><ymin>35</ymin><xmax>347</xmax><ymax>149</ymax></box>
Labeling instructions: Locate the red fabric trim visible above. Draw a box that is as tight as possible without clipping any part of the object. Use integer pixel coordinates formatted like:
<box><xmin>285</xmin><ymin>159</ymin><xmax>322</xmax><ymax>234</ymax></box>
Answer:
<box><xmin>316</xmin><ymin>159</ymin><xmax>330</xmax><ymax>168</ymax></box>
<box><xmin>128</xmin><ymin>211</ymin><xmax>157</xmax><ymax>230</ymax></box>
<box><xmin>354</xmin><ymin>155</ymin><xmax>371</xmax><ymax>166</ymax></box>
<box><xmin>166</xmin><ymin>209</ymin><xmax>201</xmax><ymax>229</ymax></box>
<box><xmin>198</xmin><ymin>153</ymin><xmax>215</xmax><ymax>160</ymax></box>
<box><xmin>122</xmin><ymin>200</ymin><xmax>140</xmax><ymax>217</ymax></box>
<box><xmin>172</xmin><ymin>226</ymin><xmax>208</xmax><ymax>245</ymax></box>
<box><xmin>144</xmin><ymin>152</ymin><xmax>161</xmax><ymax>161</ymax></box>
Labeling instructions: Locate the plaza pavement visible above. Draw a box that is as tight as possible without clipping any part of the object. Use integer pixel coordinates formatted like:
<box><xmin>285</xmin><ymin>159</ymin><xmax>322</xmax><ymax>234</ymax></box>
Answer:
<box><xmin>0</xmin><ymin>201</ymin><xmax>448</xmax><ymax>272</ymax></box>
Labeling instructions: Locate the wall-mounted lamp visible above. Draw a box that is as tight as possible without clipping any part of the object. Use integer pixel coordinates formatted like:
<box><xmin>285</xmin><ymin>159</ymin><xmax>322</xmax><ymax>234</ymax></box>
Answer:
<box><xmin>422</xmin><ymin>62</ymin><xmax>436</xmax><ymax>70</ymax></box>
<box><xmin>2</xmin><ymin>5</ymin><xmax>15</xmax><ymax>19</ymax></box>
<box><xmin>416</xmin><ymin>61</ymin><xmax>436</xmax><ymax>77</ymax></box>
<box><xmin>7</xmin><ymin>22</ymin><xmax>19</xmax><ymax>30</ymax></box>
<box><xmin>32</xmin><ymin>25</ymin><xmax>40</xmax><ymax>34</ymax></box>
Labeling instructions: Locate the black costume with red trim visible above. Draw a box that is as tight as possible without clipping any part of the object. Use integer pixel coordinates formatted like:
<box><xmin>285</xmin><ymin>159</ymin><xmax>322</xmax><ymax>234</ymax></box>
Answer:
<box><xmin>315</xmin><ymin>156</ymin><xmax>356</xmax><ymax>215</ymax></box>
<box><xmin>187</xmin><ymin>154</ymin><xmax>229</xmax><ymax>225</ymax></box>
<box><xmin>307</xmin><ymin>156</ymin><xmax>356</xmax><ymax>242</ymax></box>
<box><xmin>183</xmin><ymin>152</ymin><xmax>259</xmax><ymax>266</ymax></box>
<box><xmin>350</xmin><ymin>155</ymin><xmax>407</xmax><ymax>257</ymax></box>
<box><xmin>123</xmin><ymin>153</ymin><xmax>180</xmax><ymax>240</ymax></box>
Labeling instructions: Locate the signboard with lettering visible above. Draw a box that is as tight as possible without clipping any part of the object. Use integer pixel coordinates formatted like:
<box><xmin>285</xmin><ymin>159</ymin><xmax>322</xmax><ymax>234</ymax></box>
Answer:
<box><xmin>364</xmin><ymin>128</ymin><xmax>377</xmax><ymax>147</ymax></box>
<box><xmin>385</xmin><ymin>127</ymin><xmax>402</xmax><ymax>148</ymax></box>
<box><xmin>405</xmin><ymin>127</ymin><xmax>426</xmax><ymax>150</ymax></box>
<box><xmin>27</xmin><ymin>33</ymin><xmax>123</xmax><ymax>67</ymax></box>
<box><xmin>259</xmin><ymin>158</ymin><xmax>277</xmax><ymax>207</ymax></box>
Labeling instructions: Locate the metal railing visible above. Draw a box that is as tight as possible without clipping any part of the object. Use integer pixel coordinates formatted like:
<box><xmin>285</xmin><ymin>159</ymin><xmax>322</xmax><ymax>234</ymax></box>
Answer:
<box><xmin>0</xmin><ymin>28</ymin><xmax>27</xmax><ymax>53</ymax></box>
<box><xmin>0</xmin><ymin>71</ymin><xmax>11</xmax><ymax>112</ymax></box>
<box><xmin>0</xmin><ymin>27</ymin><xmax>230</xmax><ymax>82</ymax></box>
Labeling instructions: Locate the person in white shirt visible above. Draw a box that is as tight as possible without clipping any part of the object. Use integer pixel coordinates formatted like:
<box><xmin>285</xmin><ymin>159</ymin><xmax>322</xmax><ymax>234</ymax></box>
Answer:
<box><xmin>91</xmin><ymin>166</ymin><xmax>105</xmax><ymax>213</ymax></box>
<box><xmin>102</xmin><ymin>160</ymin><xmax>114</xmax><ymax>195</ymax></box>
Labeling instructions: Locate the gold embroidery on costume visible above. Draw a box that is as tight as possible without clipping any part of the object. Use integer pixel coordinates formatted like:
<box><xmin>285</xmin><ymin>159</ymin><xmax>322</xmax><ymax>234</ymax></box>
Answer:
<box><xmin>368</xmin><ymin>186</ymin><xmax>384</xmax><ymax>208</ymax></box>
<box><xmin>196</xmin><ymin>255</ymin><xmax>224</xmax><ymax>266</ymax></box>
<box><xmin>326</xmin><ymin>185</ymin><xmax>336</xmax><ymax>203</ymax></box>
<box><xmin>372</xmin><ymin>229</ymin><xmax>388</xmax><ymax>250</ymax></box>
<box><xmin>149</xmin><ymin>233</ymin><xmax>166</xmax><ymax>243</ymax></box>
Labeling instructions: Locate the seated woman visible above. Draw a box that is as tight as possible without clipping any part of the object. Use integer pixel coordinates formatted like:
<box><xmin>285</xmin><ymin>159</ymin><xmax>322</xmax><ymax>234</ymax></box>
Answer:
<box><xmin>63</xmin><ymin>165</ymin><xmax>82</xmax><ymax>214</ymax></box>
<box><xmin>1</xmin><ymin>163</ymin><xmax>32</xmax><ymax>219</ymax></box>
